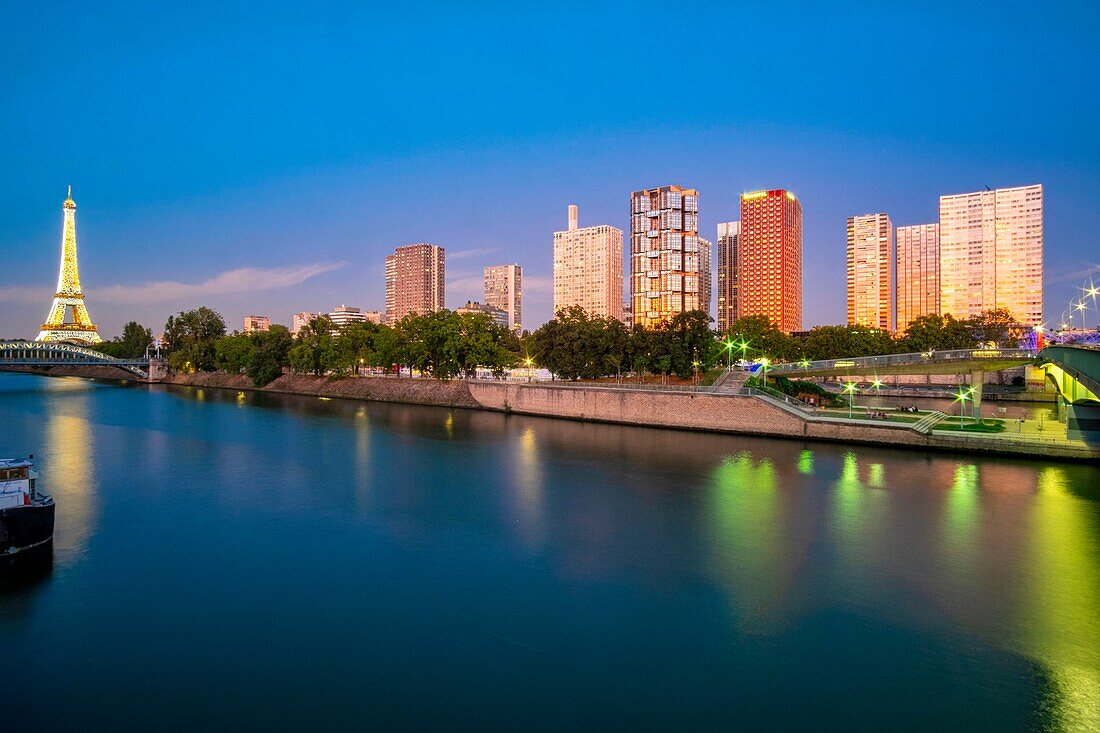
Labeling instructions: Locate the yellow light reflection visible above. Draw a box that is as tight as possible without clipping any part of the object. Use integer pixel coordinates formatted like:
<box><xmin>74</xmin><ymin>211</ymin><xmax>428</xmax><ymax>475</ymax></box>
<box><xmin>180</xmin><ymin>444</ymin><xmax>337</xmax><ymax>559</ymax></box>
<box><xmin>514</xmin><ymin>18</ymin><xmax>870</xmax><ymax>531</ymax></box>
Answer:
<box><xmin>797</xmin><ymin>449</ymin><xmax>814</xmax><ymax>475</ymax></box>
<box><xmin>45</xmin><ymin>397</ymin><xmax>97</xmax><ymax>564</ymax></box>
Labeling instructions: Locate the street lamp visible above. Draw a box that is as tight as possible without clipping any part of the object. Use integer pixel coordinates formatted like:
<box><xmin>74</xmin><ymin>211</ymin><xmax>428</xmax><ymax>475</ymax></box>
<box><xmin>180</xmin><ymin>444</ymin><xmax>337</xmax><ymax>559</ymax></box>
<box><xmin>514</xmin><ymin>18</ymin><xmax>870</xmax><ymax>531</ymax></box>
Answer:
<box><xmin>800</xmin><ymin>358</ymin><xmax>811</xmax><ymax>372</ymax></box>
<box><xmin>1075</xmin><ymin>300</ymin><xmax>1089</xmax><ymax>330</ymax></box>
<box><xmin>523</xmin><ymin>356</ymin><xmax>534</xmax><ymax>383</ymax></box>
<box><xmin>954</xmin><ymin>386</ymin><xmax>974</xmax><ymax>422</ymax></box>
<box><xmin>723</xmin><ymin>338</ymin><xmax>735</xmax><ymax>372</ymax></box>
<box><xmin>843</xmin><ymin>381</ymin><xmax>858</xmax><ymax>418</ymax></box>
<box><xmin>871</xmin><ymin>378</ymin><xmax>884</xmax><ymax>400</ymax></box>
<box><xmin>693</xmin><ymin>359</ymin><xmax>701</xmax><ymax>390</ymax></box>
<box><xmin>739</xmin><ymin>339</ymin><xmax>750</xmax><ymax>364</ymax></box>
<box><xmin>758</xmin><ymin>357</ymin><xmax>770</xmax><ymax>385</ymax></box>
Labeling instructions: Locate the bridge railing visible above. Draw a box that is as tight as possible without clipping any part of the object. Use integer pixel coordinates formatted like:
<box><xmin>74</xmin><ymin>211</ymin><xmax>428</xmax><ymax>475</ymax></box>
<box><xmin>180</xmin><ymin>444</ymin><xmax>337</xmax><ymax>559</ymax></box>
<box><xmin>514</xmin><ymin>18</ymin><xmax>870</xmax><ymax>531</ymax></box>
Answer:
<box><xmin>0</xmin><ymin>339</ymin><xmax>152</xmax><ymax>376</ymax></box>
<box><xmin>768</xmin><ymin>348</ymin><xmax>1038</xmax><ymax>375</ymax></box>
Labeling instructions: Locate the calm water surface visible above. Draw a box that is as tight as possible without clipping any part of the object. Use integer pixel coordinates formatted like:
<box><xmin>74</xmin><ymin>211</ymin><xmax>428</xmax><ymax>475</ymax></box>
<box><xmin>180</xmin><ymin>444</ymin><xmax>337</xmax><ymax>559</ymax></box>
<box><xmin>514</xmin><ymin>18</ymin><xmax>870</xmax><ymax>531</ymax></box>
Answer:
<box><xmin>1</xmin><ymin>373</ymin><xmax>1098</xmax><ymax>731</ymax></box>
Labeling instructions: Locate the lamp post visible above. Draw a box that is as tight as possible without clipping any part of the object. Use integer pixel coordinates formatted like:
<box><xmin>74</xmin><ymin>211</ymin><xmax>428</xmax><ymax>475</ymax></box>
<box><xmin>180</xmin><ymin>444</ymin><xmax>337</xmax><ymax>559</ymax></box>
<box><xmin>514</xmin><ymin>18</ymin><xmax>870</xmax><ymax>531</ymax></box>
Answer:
<box><xmin>1075</xmin><ymin>300</ymin><xmax>1089</xmax><ymax>331</ymax></box>
<box><xmin>843</xmin><ymin>381</ymin><xmax>858</xmax><ymax>419</ymax></box>
<box><xmin>758</xmin><ymin>357</ymin><xmax>770</xmax><ymax>386</ymax></box>
<box><xmin>739</xmin><ymin>339</ymin><xmax>750</xmax><ymax>365</ymax></box>
<box><xmin>723</xmin><ymin>338</ymin><xmax>735</xmax><ymax>372</ymax></box>
<box><xmin>954</xmin><ymin>386</ymin><xmax>973</xmax><ymax>422</ymax></box>
<box><xmin>693</xmin><ymin>359</ymin><xmax>701</xmax><ymax>391</ymax></box>
<box><xmin>524</xmin><ymin>356</ymin><xmax>534</xmax><ymax>383</ymax></box>
<box><xmin>871</xmin><ymin>378</ymin><xmax>884</xmax><ymax>402</ymax></box>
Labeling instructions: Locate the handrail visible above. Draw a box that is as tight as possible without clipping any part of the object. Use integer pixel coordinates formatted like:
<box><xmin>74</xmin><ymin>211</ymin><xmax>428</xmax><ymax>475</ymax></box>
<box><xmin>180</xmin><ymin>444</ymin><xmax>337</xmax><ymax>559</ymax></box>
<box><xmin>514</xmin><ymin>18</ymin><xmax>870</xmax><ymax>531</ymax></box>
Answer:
<box><xmin>768</xmin><ymin>348</ymin><xmax>1037</xmax><ymax>374</ymax></box>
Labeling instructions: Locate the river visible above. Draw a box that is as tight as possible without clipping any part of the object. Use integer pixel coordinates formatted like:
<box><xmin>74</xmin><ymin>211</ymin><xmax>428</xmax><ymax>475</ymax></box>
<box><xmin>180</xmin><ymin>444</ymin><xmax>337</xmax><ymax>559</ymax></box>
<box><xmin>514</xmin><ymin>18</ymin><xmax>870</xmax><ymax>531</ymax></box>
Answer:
<box><xmin>1</xmin><ymin>373</ymin><xmax>1098</xmax><ymax>730</ymax></box>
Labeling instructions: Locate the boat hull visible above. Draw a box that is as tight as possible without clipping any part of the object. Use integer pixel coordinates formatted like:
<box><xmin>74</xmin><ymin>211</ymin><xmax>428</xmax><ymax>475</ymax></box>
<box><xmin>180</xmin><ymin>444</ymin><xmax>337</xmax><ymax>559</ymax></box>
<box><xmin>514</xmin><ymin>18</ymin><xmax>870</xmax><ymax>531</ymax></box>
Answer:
<box><xmin>0</xmin><ymin>500</ymin><xmax>55</xmax><ymax>556</ymax></box>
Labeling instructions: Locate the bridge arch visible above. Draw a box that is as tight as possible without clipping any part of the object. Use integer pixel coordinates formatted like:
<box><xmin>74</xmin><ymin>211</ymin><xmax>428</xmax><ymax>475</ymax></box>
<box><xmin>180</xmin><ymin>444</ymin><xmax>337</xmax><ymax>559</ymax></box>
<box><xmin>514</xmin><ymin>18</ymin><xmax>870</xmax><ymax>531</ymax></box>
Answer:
<box><xmin>0</xmin><ymin>340</ymin><xmax>152</xmax><ymax>379</ymax></box>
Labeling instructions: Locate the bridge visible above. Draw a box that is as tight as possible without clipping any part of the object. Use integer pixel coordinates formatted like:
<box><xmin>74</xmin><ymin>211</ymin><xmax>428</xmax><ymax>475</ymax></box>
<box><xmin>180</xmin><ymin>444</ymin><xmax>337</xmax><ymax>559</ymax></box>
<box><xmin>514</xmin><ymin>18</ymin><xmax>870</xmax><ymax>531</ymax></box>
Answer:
<box><xmin>0</xmin><ymin>340</ymin><xmax>166</xmax><ymax>381</ymax></box>
<box><xmin>766</xmin><ymin>345</ymin><xmax>1100</xmax><ymax>442</ymax></box>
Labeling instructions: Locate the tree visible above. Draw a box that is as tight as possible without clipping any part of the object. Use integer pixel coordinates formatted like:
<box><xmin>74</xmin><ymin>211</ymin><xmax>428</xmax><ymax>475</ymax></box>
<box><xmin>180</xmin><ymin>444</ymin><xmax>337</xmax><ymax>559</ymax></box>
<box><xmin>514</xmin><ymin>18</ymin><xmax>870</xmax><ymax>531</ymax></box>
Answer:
<box><xmin>723</xmin><ymin>315</ymin><xmax>797</xmax><ymax>362</ymax></box>
<box><xmin>93</xmin><ymin>321</ymin><xmax>154</xmax><ymax>359</ymax></box>
<box><xmin>801</xmin><ymin>325</ymin><xmax>899</xmax><ymax>360</ymax></box>
<box><xmin>247</xmin><ymin>325</ymin><xmax>292</xmax><ymax>386</ymax></box>
<box><xmin>288</xmin><ymin>316</ymin><xmax>339</xmax><ymax>376</ymax></box>
<box><xmin>214</xmin><ymin>334</ymin><xmax>255</xmax><ymax>374</ymax></box>
<box><xmin>902</xmin><ymin>313</ymin><xmax>977</xmax><ymax>352</ymax></box>
<box><xmin>663</xmin><ymin>310</ymin><xmax>716</xmax><ymax>378</ymax></box>
<box><xmin>967</xmin><ymin>308</ymin><xmax>1025</xmax><ymax>347</ymax></box>
<box><xmin>335</xmin><ymin>322</ymin><xmax>380</xmax><ymax>375</ymax></box>
<box><xmin>529</xmin><ymin>306</ymin><xmax>616</xmax><ymax>380</ymax></box>
<box><xmin>396</xmin><ymin>311</ymin><xmax>462</xmax><ymax>379</ymax></box>
<box><xmin>164</xmin><ymin>307</ymin><xmax>227</xmax><ymax>372</ymax></box>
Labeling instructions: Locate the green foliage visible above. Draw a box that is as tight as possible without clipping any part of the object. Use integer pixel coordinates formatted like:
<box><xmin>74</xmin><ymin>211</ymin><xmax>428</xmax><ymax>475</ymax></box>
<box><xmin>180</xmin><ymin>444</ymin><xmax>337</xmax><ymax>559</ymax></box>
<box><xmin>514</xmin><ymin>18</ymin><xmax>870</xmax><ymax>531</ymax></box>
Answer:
<box><xmin>722</xmin><ymin>315</ymin><xmax>798</xmax><ymax>362</ymax></box>
<box><xmin>288</xmin><ymin>316</ymin><xmax>339</xmax><ymax>376</ymax></box>
<box><xmin>801</xmin><ymin>325</ymin><xmax>899</xmax><ymax>360</ymax></box>
<box><xmin>901</xmin><ymin>313</ymin><xmax>977</xmax><ymax>352</ymax></box>
<box><xmin>247</xmin><ymin>325</ymin><xmax>292</xmax><ymax>386</ymax></box>
<box><xmin>94</xmin><ymin>320</ymin><xmax>154</xmax><ymax>359</ymax></box>
<box><xmin>214</xmin><ymin>334</ymin><xmax>255</xmax><ymax>374</ymax></box>
<box><xmin>164</xmin><ymin>307</ymin><xmax>227</xmax><ymax>372</ymax></box>
<box><xmin>966</xmin><ymin>308</ymin><xmax>1026</xmax><ymax>347</ymax></box>
<box><xmin>529</xmin><ymin>306</ymin><xmax>629</xmax><ymax>380</ymax></box>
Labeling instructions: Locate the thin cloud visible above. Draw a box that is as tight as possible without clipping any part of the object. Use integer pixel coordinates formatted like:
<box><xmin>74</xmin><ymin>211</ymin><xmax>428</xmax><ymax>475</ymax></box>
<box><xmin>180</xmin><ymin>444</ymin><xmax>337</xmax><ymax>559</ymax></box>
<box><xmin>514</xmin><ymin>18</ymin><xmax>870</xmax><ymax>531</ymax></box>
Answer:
<box><xmin>96</xmin><ymin>262</ymin><xmax>345</xmax><ymax>305</ymax></box>
<box><xmin>0</xmin><ymin>286</ymin><xmax>50</xmax><ymax>304</ymax></box>
<box><xmin>1045</xmin><ymin>264</ymin><xmax>1100</xmax><ymax>286</ymax></box>
<box><xmin>447</xmin><ymin>247</ymin><xmax>501</xmax><ymax>261</ymax></box>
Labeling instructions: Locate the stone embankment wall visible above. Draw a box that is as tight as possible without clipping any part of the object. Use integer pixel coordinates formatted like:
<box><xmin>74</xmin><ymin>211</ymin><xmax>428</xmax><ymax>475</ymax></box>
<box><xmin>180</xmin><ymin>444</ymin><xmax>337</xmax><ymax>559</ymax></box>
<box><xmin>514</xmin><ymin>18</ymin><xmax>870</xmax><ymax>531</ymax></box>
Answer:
<box><xmin>10</xmin><ymin>368</ymin><xmax>1094</xmax><ymax>460</ymax></box>
<box><xmin>161</xmin><ymin>372</ymin><xmax>482</xmax><ymax>408</ymax></box>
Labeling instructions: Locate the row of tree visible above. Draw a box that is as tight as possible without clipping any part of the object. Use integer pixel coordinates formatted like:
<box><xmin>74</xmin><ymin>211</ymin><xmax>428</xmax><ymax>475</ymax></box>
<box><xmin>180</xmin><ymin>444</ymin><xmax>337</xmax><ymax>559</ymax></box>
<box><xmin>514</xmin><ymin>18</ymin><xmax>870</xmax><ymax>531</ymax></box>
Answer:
<box><xmin>96</xmin><ymin>304</ymin><xmax>1022</xmax><ymax>385</ymax></box>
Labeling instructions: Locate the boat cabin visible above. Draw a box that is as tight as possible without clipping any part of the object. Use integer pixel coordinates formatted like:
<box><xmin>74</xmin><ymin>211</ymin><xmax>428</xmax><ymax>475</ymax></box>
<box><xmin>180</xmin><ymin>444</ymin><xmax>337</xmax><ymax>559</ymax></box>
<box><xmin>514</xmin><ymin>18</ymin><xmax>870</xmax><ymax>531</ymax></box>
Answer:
<box><xmin>0</xmin><ymin>458</ymin><xmax>38</xmax><ymax>510</ymax></box>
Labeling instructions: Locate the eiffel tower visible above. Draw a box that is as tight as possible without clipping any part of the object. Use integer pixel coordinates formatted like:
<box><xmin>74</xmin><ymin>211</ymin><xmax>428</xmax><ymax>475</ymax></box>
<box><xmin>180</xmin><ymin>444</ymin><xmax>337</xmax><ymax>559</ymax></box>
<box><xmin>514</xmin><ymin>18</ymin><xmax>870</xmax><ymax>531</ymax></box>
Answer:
<box><xmin>37</xmin><ymin>186</ymin><xmax>102</xmax><ymax>344</ymax></box>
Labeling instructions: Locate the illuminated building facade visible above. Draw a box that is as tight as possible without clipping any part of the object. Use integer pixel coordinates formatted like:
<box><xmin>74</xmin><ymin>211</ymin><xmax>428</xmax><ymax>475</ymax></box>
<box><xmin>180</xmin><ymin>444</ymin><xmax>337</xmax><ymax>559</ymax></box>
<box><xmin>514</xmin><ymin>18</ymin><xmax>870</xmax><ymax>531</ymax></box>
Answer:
<box><xmin>484</xmin><ymin>264</ymin><xmax>522</xmax><ymax>332</ymax></box>
<box><xmin>385</xmin><ymin>243</ymin><xmax>445</xmax><ymax>323</ymax></box>
<box><xmin>846</xmin><ymin>213</ymin><xmax>894</xmax><ymax>331</ymax></box>
<box><xmin>895</xmin><ymin>223</ymin><xmax>939</xmax><ymax>333</ymax></box>
<box><xmin>553</xmin><ymin>204</ymin><xmax>623</xmax><ymax>320</ymax></box>
<box><xmin>716</xmin><ymin>221</ymin><xmax>740</xmax><ymax>333</ymax></box>
<box><xmin>37</xmin><ymin>186</ymin><xmax>102</xmax><ymax>344</ymax></box>
<box><xmin>456</xmin><ymin>300</ymin><xmax>509</xmax><ymax>328</ymax></box>
<box><xmin>242</xmin><ymin>315</ymin><xmax>270</xmax><ymax>334</ymax></box>
<box><xmin>938</xmin><ymin>184</ymin><xmax>1043</xmax><ymax>327</ymax></box>
<box><xmin>629</xmin><ymin>185</ymin><xmax>705</xmax><ymax>328</ymax></box>
<box><xmin>292</xmin><ymin>312</ymin><xmax>322</xmax><ymax>335</ymax></box>
<box><xmin>328</xmin><ymin>305</ymin><xmax>368</xmax><ymax>328</ymax></box>
<box><xmin>738</xmin><ymin>189</ymin><xmax>803</xmax><ymax>332</ymax></box>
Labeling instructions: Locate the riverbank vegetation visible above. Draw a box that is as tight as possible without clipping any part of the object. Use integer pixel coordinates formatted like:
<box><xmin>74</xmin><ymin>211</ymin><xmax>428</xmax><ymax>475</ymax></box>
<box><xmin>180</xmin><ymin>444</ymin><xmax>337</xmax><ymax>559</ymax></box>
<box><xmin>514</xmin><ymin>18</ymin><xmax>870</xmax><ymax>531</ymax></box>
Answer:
<box><xmin>108</xmin><ymin>304</ymin><xmax>1023</xmax><ymax>386</ymax></box>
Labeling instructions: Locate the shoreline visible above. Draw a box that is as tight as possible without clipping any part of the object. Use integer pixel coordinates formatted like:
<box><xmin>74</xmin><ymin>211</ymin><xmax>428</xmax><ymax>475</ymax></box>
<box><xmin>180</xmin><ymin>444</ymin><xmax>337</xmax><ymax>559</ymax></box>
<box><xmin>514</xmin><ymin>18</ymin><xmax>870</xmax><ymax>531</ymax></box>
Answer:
<box><xmin>6</xmin><ymin>366</ymin><xmax>1097</xmax><ymax>462</ymax></box>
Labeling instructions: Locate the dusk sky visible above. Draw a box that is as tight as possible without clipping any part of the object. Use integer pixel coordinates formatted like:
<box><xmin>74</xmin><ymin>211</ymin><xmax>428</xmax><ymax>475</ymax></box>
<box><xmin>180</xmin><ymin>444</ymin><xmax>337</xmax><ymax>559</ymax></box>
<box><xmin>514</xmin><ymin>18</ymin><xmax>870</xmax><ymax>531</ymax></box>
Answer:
<box><xmin>2</xmin><ymin>2</ymin><xmax>1098</xmax><ymax>337</ymax></box>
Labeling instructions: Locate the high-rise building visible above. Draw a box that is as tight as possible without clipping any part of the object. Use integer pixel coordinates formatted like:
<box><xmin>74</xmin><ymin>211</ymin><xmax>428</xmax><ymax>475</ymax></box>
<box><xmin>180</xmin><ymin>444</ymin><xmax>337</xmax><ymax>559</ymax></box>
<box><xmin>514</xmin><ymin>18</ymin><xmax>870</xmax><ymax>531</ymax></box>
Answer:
<box><xmin>846</xmin><ymin>213</ymin><xmax>895</xmax><ymax>331</ymax></box>
<box><xmin>896</xmin><ymin>224</ymin><xmax>940</xmax><ymax>333</ymax></box>
<box><xmin>553</xmin><ymin>204</ymin><xmax>623</xmax><ymax>320</ymax></box>
<box><xmin>699</xmin><ymin>235</ymin><xmax>713</xmax><ymax>321</ymax></box>
<box><xmin>938</xmin><ymin>184</ymin><xmax>1043</xmax><ymax>327</ymax></box>
<box><xmin>455</xmin><ymin>300</ymin><xmax>509</xmax><ymax>328</ymax></box>
<box><xmin>484</xmin><ymin>264</ymin><xmax>522</xmax><ymax>332</ymax></box>
<box><xmin>292</xmin><ymin>311</ymin><xmax>322</xmax><ymax>336</ymax></box>
<box><xmin>328</xmin><ymin>305</ymin><xmax>367</xmax><ymax>328</ymax></box>
<box><xmin>629</xmin><ymin>185</ymin><xmax>705</xmax><ymax>328</ymax></box>
<box><xmin>738</xmin><ymin>189</ymin><xmax>803</xmax><ymax>332</ymax></box>
<box><xmin>242</xmin><ymin>315</ymin><xmax>271</xmax><ymax>334</ymax></box>
<box><xmin>385</xmin><ymin>243</ymin><xmax>445</xmax><ymax>323</ymax></box>
<box><xmin>716</xmin><ymin>221</ymin><xmax>740</xmax><ymax>334</ymax></box>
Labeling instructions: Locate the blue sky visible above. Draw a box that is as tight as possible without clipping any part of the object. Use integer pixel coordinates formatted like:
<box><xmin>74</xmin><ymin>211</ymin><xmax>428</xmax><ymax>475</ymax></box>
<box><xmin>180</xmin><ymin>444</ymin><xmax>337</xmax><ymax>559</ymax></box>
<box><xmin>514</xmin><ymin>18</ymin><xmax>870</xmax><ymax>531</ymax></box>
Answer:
<box><xmin>2</xmin><ymin>1</ymin><xmax>1098</xmax><ymax>337</ymax></box>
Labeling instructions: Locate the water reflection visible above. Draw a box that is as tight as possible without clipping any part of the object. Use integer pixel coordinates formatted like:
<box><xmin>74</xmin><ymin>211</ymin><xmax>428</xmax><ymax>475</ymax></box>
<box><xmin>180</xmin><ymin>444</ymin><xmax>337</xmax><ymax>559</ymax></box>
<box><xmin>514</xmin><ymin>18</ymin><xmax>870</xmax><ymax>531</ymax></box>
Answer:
<box><xmin>44</xmin><ymin>385</ymin><xmax>97</xmax><ymax>564</ymax></box>
<box><xmin>4</xmin><ymin>376</ymin><xmax>1095</xmax><ymax>729</ymax></box>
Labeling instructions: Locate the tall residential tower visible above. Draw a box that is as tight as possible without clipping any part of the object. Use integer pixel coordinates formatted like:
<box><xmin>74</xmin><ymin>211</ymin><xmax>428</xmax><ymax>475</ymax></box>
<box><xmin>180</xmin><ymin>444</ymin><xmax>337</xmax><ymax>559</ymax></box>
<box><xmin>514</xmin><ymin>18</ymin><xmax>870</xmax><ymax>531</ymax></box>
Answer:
<box><xmin>552</xmin><ymin>205</ymin><xmax>623</xmax><ymax>320</ymax></box>
<box><xmin>737</xmin><ymin>189</ymin><xmax>803</xmax><ymax>333</ymax></box>
<box><xmin>716</xmin><ymin>221</ymin><xmax>740</xmax><ymax>334</ymax></box>
<box><xmin>385</xmin><ymin>243</ymin><xmax>445</xmax><ymax>323</ymax></box>
<box><xmin>483</xmin><ymin>264</ymin><xmax>522</xmax><ymax>332</ymax></box>
<box><xmin>846</xmin><ymin>213</ymin><xmax>894</xmax><ymax>331</ymax></box>
<box><xmin>895</xmin><ymin>223</ymin><xmax>940</xmax><ymax>333</ymax></box>
<box><xmin>629</xmin><ymin>185</ymin><xmax>708</xmax><ymax>328</ymax></box>
<box><xmin>938</xmin><ymin>185</ymin><xmax>1043</xmax><ymax>326</ymax></box>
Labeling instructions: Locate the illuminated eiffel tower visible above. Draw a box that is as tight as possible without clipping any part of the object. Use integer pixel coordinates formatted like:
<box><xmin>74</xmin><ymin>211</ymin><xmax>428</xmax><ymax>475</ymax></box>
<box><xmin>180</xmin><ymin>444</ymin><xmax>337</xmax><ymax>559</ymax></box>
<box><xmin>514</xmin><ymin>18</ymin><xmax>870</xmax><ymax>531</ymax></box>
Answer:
<box><xmin>37</xmin><ymin>186</ymin><xmax>102</xmax><ymax>344</ymax></box>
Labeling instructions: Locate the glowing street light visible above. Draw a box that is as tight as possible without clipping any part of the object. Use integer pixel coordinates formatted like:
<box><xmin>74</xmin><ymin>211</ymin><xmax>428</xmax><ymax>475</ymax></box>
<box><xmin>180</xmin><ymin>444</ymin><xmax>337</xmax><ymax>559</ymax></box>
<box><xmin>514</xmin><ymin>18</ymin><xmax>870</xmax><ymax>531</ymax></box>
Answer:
<box><xmin>722</xmin><ymin>338</ymin><xmax>735</xmax><ymax>371</ymax></box>
<box><xmin>523</xmin><ymin>355</ymin><xmax>534</xmax><ymax>382</ymax></box>
<box><xmin>738</xmin><ymin>339</ymin><xmax>750</xmax><ymax>364</ymax></box>
<box><xmin>954</xmin><ymin>386</ymin><xmax>975</xmax><ymax>421</ymax></box>
<box><xmin>871</xmin><ymin>378</ymin><xmax>884</xmax><ymax>398</ymax></box>
<box><xmin>800</xmin><ymin>358</ymin><xmax>811</xmax><ymax>371</ymax></box>
<box><xmin>1075</xmin><ymin>300</ymin><xmax>1089</xmax><ymax>330</ymax></box>
<box><xmin>843</xmin><ymin>381</ymin><xmax>859</xmax><ymax>418</ymax></box>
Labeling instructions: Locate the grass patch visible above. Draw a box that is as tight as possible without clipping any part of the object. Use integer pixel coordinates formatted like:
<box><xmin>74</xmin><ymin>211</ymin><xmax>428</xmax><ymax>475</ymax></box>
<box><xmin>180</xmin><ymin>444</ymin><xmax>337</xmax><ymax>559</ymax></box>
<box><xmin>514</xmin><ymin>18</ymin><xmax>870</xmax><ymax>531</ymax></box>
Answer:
<box><xmin>935</xmin><ymin>418</ymin><xmax>1006</xmax><ymax>433</ymax></box>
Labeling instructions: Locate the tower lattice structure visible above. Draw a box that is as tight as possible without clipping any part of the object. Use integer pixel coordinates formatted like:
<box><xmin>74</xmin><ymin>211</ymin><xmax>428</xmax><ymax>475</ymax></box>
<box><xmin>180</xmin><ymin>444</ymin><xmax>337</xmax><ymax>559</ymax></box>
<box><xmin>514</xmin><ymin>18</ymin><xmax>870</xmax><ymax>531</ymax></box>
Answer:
<box><xmin>37</xmin><ymin>186</ymin><xmax>102</xmax><ymax>344</ymax></box>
